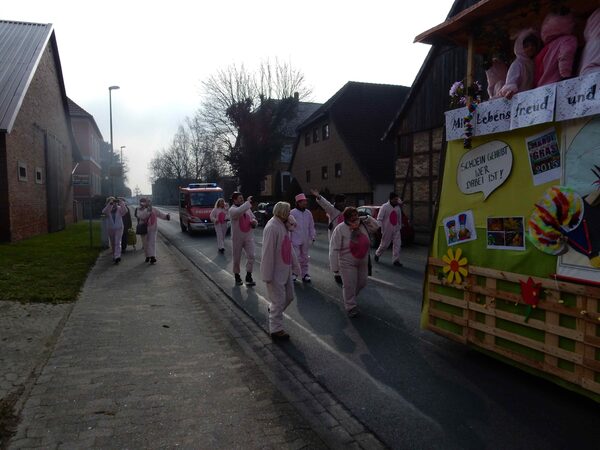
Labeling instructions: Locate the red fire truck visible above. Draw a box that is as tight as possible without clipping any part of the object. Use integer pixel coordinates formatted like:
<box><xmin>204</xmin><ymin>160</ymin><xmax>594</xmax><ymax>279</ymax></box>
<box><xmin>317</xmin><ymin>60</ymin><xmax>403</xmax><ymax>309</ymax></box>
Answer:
<box><xmin>178</xmin><ymin>183</ymin><xmax>226</xmax><ymax>233</ymax></box>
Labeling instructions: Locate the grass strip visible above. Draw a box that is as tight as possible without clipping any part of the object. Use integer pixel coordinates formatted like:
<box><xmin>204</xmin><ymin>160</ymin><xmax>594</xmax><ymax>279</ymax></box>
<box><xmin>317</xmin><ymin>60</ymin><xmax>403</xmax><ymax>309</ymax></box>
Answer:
<box><xmin>0</xmin><ymin>221</ymin><xmax>102</xmax><ymax>303</ymax></box>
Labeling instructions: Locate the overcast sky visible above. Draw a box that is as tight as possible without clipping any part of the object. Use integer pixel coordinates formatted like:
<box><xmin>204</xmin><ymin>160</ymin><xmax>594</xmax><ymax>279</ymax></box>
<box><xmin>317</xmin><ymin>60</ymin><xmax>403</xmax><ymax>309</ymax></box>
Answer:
<box><xmin>4</xmin><ymin>0</ymin><xmax>455</xmax><ymax>194</ymax></box>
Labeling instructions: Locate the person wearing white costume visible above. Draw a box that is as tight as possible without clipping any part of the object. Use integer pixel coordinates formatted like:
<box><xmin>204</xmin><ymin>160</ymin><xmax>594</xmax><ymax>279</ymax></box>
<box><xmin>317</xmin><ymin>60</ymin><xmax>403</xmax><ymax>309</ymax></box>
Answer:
<box><xmin>311</xmin><ymin>189</ymin><xmax>346</xmax><ymax>285</ymax></box>
<box><xmin>290</xmin><ymin>193</ymin><xmax>316</xmax><ymax>283</ymax></box>
<box><xmin>374</xmin><ymin>192</ymin><xmax>403</xmax><ymax>267</ymax></box>
<box><xmin>210</xmin><ymin>198</ymin><xmax>229</xmax><ymax>253</ymax></box>
<box><xmin>329</xmin><ymin>207</ymin><xmax>379</xmax><ymax>317</ymax></box>
<box><xmin>228</xmin><ymin>191</ymin><xmax>258</xmax><ymax>286</ymax></box>
<box><xmin>134</xmin><ymin>198</ymin><xmax>170</xmax><ymax>265</ymax></box>
<box><xmin>261</xmin><ymin>202</ymin><xmax>301</xmax><ymax>340</ymax></box>
<box><xmin>102</xmin><ymin>196</ymin><xmax>128</xmax><ymax>264</ymax></box>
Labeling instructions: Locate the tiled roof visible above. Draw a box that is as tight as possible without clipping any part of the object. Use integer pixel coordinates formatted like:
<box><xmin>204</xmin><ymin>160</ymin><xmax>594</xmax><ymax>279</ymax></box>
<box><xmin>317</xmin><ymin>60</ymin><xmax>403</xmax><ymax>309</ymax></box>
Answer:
<box><xmin>280</xmin><ymin>101</ymin><xmax>322</xmax><ymax>137</ymax></box>
<box><xmin>67</xmin><ymin>97</ymin><xmax>104</xmax><ymax>140</ymax></box>
<box><xmin>296</xmin><ymin>81</ymin><xmax>410</xmax><ymax>184</ymax></box>
<box><xmin>0</xmin><ymin>20</ymin><xmax>53</xmax><ymax>132</ymax></box>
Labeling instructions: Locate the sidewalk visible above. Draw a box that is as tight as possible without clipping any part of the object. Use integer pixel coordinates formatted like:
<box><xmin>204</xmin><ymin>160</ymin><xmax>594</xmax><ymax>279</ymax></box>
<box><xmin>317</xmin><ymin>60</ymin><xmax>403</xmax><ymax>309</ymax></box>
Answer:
<box><xmin>6</xmin><ymin>237</ymin><xmax>384</xmax><ymax>449</ymax></box>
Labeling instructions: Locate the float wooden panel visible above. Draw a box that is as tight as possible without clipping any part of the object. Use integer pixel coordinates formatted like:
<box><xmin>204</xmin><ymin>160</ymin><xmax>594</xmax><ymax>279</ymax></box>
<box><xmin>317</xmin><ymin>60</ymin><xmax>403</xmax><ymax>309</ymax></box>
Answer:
<box><xmin>427</xmin><ymin>257</ymin><xmax>600</xmax><ymax>396</ymax></box>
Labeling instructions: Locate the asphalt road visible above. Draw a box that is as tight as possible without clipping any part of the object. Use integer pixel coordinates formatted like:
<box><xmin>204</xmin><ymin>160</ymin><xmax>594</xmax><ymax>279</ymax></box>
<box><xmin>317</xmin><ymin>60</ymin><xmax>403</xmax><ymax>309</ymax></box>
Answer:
<box><xmin>157</xmin><ymin>207</ymin><xmax>600</xmax><ymax>450</ymax></box>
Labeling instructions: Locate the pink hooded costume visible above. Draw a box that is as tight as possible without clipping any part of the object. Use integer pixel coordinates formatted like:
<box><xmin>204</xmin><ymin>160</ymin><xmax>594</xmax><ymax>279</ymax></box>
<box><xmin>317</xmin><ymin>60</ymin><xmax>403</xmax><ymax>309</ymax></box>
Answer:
<box><xmin>329</xmin><ymin>216</ymin><xmax>379</xmax><ymax>312</ymax></box>
<box><xmin>499</xmin><ymin>29</ymin><xmax>538</xmax><ymax>98</ymax></box>
<box><xmin>135</xmin><ymin>204</ymin><xmax>170</xmax><ymax>260</ymax></box>
<box><xmin>485</xmin><ymin>59</ymin><xmax>508</xmax><ymax>99</ymax></box>
<box><xmin>210</xmin><ymin>206</ymin><xmax>229</xmax><ymax>251</ymax></box>
<box><xmin>261</xmin><ymin>216</ymin><xmax>301</xmax><ymax>334</ymax></box>
<box><xmin>290</xmin><ymin>194</ymin><xmax>316</xmax><ymax>279</ymax></box>
<box><xmin>228</xmin><ymin>200</ymin><xmax>257</xmax><ymax>275</ymax></box>
<box><xmin>375</xmin><ymin>200</ymin><xmax>403</xmax><ymax>263</ymax></box>
<box><xmin>579</xmin><ymin>8</ymin><xmax>600</xmax><ymax>77</ymax></box>
<box><xmin>534</xmin><ymin>12</ymin><xmax>577</xmax><ymax>87</ymax></box>
<box><xmin>102</xmin><ymin>199</ymin><xmax>128</xmax><ymax>261</ymax></box>
<box><xmin>315</xmin><ymin>195</ymin><xmax>344</xmax><ymax>241</ymax></box>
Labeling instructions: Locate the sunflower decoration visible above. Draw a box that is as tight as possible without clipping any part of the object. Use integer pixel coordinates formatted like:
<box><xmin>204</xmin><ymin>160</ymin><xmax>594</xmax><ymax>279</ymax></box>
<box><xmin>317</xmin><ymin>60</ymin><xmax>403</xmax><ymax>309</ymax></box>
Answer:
<box><xmin>442</xmin><ymin>247</ymin><xmax>469</xmax><ymax>284</ymax></box>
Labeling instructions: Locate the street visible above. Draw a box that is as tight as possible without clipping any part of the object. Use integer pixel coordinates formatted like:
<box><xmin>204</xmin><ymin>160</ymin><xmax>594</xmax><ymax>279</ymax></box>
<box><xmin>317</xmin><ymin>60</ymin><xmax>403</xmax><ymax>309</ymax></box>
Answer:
<box><xmin>159</xmin><ymin>207</ymin><xmax>599</xmax><ymax>450</ymax></box>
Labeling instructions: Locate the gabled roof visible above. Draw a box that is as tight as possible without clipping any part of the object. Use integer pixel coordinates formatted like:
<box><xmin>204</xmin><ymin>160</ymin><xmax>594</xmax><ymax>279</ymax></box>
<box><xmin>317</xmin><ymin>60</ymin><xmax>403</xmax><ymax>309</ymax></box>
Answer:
<box><xmin>280</xmin><ymin>101</ymin><xmax>321</xmax><ymax>138</ymax></box>
<box><xmin>67</xmin><ymin>97</ymin><xmax>104</xmax><ymax>140</ymax></box>
<box><xmin>0</xmin><ymin>20</ymin><xmax>80</xmax><ymax>159</ymax></box>
<box><xmin>0</xmin><ymin>20</ymin><xmax>53</xmax><ymax>133</ymax></box>
<box><xmin>293</xmin><ymin>81</ymin><xmax>409</xmax><ymax>184</ymax></box>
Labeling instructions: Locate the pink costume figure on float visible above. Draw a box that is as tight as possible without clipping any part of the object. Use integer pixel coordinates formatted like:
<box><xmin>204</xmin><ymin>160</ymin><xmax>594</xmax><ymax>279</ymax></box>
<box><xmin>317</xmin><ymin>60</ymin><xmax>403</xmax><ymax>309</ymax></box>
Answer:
<box><xmin>579</xmin><ymin>8</ymin><xmax>600</xmax><ymax>77</ymax></box>
<box><xmin>102</xmin><ymin>196</ymin><xmax>128</xmax><ymax>263</ymax></box>
<box><xmin>290</xmin><ymin>193</ymin><xmax>316</xmax><ymax>282</ymax></box>
<box><xmin>485</xmin><ymin>57</ymin><xmax>508</xmax><ymax>99</ymax></box>
<box><xmin>499</xmin><ymin>29</ymin><xmax>540</xmax><ymax>99</ymax></box>
<box><xmin>261</xmin><ymin>202</ymin><xmax>301</xmax><ymax>339</ymax></box>
<box><xmin>210</xmin><ymin>198</ymin><xmax>229</xmax><ymax>253</ymax></box>
<box><xmin>375</xmin><ymin>193</ymin><xmax>403</xmax><ymax>266</ymax></box>
<box><xmin>329</xmin><ymin>208</ymin><xmax>380</xmax><ymax>316</ymax></box>
<box><xmin>534</xmin><ymin>12</ymin><xmax>577</xmax><ymax>87</ymax></box>
<box><xmin>135</xmin><ymin>198</ymin><xmax>170</xmax><ymax>264</ymax></box>
<box><xmin>228</xmin><ymin>192</ymin><xmax>258</xmax><ymax>285</ymax></box>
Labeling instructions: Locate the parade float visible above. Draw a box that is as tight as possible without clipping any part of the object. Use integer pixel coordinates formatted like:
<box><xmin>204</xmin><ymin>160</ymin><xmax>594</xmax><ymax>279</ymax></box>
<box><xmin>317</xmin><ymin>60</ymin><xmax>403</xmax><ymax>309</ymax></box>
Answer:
<box><xmin>416</xmin><ymin>0</ymin><xmax>600</xmax><ymax>398</ymax></box>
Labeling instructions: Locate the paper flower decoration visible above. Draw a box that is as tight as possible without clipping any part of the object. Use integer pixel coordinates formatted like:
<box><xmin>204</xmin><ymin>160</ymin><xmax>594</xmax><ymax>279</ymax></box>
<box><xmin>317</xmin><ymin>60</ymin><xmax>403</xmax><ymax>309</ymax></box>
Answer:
<box><xmin>442</xmin><ymin>247</ymin><xmax>468</xmax><ymax>284</ymax></box>
<box><xmin>519</xmin><ymin>276</ymin><xmax>542</xmax><ymax>322</ymax></box>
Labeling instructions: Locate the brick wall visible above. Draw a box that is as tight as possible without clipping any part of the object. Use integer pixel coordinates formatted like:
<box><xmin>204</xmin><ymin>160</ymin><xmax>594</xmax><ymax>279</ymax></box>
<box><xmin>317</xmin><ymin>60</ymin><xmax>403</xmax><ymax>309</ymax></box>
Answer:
<box><xmin>292</xmin><ymin>119</ymin><xmax>370</xmax><ymax>203</ymax></box>
<box><xmin>4</xmin><ymin>43</ymin><xmax>74</xmax><ymax>241</ymax></box>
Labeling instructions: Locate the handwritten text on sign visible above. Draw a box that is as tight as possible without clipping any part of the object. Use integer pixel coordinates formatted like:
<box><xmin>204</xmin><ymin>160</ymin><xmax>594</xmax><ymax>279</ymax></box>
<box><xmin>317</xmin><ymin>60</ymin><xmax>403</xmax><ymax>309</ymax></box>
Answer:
<box><xmin>457</xmin><ymin>140</ymin><xmax>513</xmax><ymax>199</ymax></box>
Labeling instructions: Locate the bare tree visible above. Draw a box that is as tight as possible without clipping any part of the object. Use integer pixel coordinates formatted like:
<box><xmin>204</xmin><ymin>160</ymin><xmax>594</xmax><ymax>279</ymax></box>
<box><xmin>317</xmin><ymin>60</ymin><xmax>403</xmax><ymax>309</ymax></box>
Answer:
<box><xmin>198</xmin><ymin>59</ymin><xmax>311</xmax><ymax>193</ymax></box>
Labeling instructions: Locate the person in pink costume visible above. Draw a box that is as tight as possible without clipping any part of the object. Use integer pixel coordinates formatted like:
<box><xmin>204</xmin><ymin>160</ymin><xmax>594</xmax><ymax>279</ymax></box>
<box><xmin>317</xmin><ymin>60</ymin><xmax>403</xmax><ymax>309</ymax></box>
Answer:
<box><xmin>374</xmin><ymin>192</ymin><xmax>404</xmax><ymax>267</ymax></box>
<box><xmin>134</xmin><ymin>198</ymin><xmax>170</xmax><ymax>265</ymax></box>
<box><xmin>210</xmin><ymin>198</ymin><xmax>229</xmax><ymax>253</ymax></box>
<box><xmin>261</xmin><ymin>202</ymin><xmax>301</xmax><ymax>341</ymax></box>
<box><xmin>102</xmin><ymin>196</ymin><xmax>128</xmax><ymax>264</ymax></box>
<box><xmin>228</xmin><ymin>191</ymin><xmax>258</xmax><ymax>286</ymax></box>
<box><xmin>329</xmin><ymin>207</ymin><xmax>379</xmax><ymax>318</ymax></box>
<box><xmin>310</xmin><ymin>189</ymin><xmax>346</xmax><ymax>241</ymax></box>
<box><xmin>485</xmin><ymin>56</ymin><xmax>508</xmax><ymax>99</ymax></box>
<box><xmin>534</xmin><ymin>11</ymin><xmax>577</xmax><ymax>87</ymax></box>
<box><xmin>579</xmin><ymin>8</ymin><xmax>600</xmax><ymax>77</ymax></box>
<box><xmin>290</xmin><ymin>193</ymin><xmax>316</xmax><ymax>283</ymax></box>
<box><xmin>499</xmin><ymin>29</ymin><xmax>540</xmax><ymax>99</ymax></box>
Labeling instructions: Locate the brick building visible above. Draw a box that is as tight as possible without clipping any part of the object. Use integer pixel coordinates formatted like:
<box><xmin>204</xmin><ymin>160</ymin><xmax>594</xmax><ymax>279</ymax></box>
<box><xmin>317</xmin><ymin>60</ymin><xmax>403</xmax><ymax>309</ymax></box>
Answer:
<box><xmin>0</xmin><ymin>20</ymin><xmax>79</xmax><ymax>242</ymax></box>
<box><xmin>290</xmin><ymin>81</ymin><xmax>409</xmax><ymax>208</ymax></box>
<box><xmin>260</xmin><ymin>99</ymin><xmax>321</xmax><ymax>200</ymax></box>
<box><xmin>68</xmin><ymin>98</ymin><xmax>104</xmax><ymax>219</ymax></box>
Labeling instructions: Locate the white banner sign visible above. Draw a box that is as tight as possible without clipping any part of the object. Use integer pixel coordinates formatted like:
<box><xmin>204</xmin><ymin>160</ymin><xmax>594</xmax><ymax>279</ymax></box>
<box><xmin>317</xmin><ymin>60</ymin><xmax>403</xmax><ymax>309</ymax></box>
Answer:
<box><xmin>445</xmin><ymin>107</ymin><xmax>469</xmax><ymax>141</ymax></box>
<box><xmin>556</xmin><ymin>72</ymin><xmax>600</xmax><ymax>121</ymax></box>
<box><xmin>510</xmin><ymin>84</ymin><xmax>556</xmax><ymax>130</ymax></box>
<box><xmin>475</xmin><ymin>97</ymin><xmax>512</xmax><ymax>136</ymax></box>
<box><xmin>457</xmin><ymin>140</ymin><xmax>513</xmax><ymax>199</ymax></box>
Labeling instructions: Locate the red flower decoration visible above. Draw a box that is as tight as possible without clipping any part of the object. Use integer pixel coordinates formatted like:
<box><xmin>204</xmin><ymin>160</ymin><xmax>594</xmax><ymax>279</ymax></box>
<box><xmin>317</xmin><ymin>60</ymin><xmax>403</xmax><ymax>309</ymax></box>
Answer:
<box><xmin>520</xmin><ymin>277</ymin><xmax>541</xmax><ymax>307</ymax></box>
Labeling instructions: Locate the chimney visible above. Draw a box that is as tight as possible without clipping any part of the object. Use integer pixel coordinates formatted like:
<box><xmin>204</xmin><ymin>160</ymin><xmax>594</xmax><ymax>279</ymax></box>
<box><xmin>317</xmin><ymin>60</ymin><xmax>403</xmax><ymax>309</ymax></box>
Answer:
<box><xmin>294</xmin><ymin>92</ymin><xmax>299</xmax><ymax>100</ymax></box>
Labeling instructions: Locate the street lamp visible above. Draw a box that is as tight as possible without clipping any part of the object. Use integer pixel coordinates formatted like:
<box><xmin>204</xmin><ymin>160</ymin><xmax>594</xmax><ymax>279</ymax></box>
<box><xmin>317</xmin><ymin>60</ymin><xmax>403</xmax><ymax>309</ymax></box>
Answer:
<box><xmin>108</xmin><ymin>85</ymin><xmax>120</xmax><ymax>195</ymax></box>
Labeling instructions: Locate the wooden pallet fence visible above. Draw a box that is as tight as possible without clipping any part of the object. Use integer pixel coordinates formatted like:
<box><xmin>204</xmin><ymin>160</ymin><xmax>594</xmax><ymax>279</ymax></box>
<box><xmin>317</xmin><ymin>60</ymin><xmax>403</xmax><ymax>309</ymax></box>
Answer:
<box><xmin>427</xmin><ymin>257</ymin><xmax>600</xmax><ymax>395</ymax></box>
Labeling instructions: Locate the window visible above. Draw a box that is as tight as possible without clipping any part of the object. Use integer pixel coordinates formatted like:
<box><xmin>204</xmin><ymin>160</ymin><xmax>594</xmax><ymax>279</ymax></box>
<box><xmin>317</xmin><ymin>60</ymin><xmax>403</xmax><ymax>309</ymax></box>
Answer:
<box><xmin>306</xmin><ymin>170</ymin><xmax>311</xmax><ymax>183</ymax></box>
<box><xmin>281</xmin><ymin>144</ymin><xmax>292</xmax><ymax>163</ymax></box>
<box><xmin>305</xmin><ymin>133</ymin><xmax>310</xmax><ymax>146</ymax></box>
<box><xmin>321</xmin><ymin>166</ymin><xmax>328</xmax><ymax>180</ymax></box>
<box><xmin>335</xmin><ymin>163</ymin><xmax>342</xmax><ymax>178</ymax></box>
<box><xmin>313</xmin><ymin>128</ymin><xmax>319</xmax><ymax>143</ymax></box>
<box><xmin>322</xmin><ymin>124</ymin><xmax>330</xmax><ymax>140</ymax></box>
<box><xmin>18</xmin><ymin>161</ymin><xmax>27</xmax><ymax>182</ymax></box>
<box><xmin>35</xmin><ymin>167</ymin><xmax>44</xmax><ymax>184</ymax></box>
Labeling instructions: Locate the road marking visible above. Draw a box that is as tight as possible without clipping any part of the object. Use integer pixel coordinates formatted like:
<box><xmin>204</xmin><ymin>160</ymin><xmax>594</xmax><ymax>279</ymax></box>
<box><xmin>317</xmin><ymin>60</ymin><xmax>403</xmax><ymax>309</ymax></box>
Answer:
<box><xmin>181</xmin><ymin>244</ymin><xmax>442</xmax><ymax>429</ymax></box>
